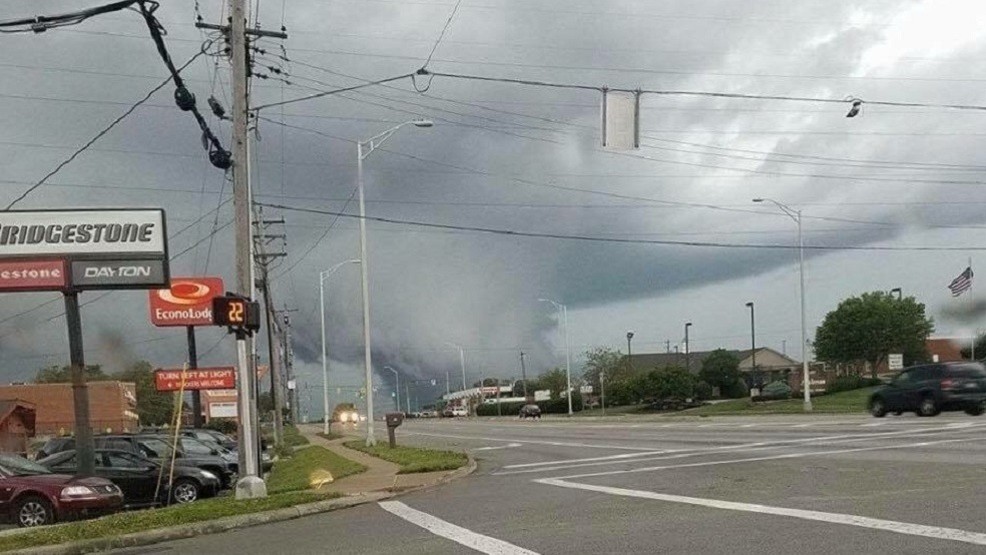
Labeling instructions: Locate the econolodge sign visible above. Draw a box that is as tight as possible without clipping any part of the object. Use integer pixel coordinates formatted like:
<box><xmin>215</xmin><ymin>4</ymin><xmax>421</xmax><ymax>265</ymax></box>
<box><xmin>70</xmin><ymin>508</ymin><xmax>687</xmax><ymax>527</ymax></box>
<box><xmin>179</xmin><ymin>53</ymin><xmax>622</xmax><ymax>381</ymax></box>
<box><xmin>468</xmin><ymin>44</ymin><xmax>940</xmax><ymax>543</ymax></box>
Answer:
<box><xmin>154</xmin><ymin>367</ymin><xmax>236</xmax><ymax>391</ymax></box>
<box><xmin>149</xmin><ymin>277</ymin><xmax>224</xmax><ymax>327</ymax></box>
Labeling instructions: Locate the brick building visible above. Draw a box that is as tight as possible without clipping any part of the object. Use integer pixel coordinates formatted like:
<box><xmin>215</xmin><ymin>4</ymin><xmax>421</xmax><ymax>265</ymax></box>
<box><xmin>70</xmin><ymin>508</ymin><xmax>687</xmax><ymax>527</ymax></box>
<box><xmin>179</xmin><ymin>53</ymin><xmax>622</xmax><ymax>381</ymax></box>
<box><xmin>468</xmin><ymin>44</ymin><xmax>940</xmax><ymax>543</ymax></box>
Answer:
<box><xmin>0</xmin><ymin>400</ymin><xmax>36</xmax><ymax>455</ymax></box>
<box><xmin>0</xmin><ymin>382</ymin><xmax>138</xmax><ymax>436</ymax></box>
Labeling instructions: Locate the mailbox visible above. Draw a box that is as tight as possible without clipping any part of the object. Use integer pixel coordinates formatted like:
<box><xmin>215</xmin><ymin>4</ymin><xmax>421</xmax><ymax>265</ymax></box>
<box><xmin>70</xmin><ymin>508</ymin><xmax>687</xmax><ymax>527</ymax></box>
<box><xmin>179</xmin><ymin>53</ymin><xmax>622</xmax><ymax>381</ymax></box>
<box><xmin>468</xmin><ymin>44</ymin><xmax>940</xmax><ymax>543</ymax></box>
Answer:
<box><xmin>386</xmin><ymin>412</ymin><xmax>404</xmax><ymax>428</ymax></box>
<box><xmin>385</xmin><ymin>412</ymin><xmax>404</xmax><ymax>447</ymax></box>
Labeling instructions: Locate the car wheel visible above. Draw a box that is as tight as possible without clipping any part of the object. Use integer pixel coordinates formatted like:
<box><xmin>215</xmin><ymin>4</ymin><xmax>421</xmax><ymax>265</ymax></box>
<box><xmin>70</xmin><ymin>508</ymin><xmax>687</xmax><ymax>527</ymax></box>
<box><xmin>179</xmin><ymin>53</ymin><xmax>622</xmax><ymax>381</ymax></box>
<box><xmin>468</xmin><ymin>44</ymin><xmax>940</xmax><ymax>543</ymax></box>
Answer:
<box><xmin>965</xmin><ymin>403</ymin><xmax>985</xmax><ymax>416</ymax></box>
<box><xmin>16</xmin><ymin>496</ymin><xmax>53</xmax><ymax>528</ymax></box>
<box><xmin>171</xmin><ymin>479</ymin><xmax>200</xmax><ymax>504</ymax></box>
<box><xmin>918</xmin><ymin>396</ymin><xmax>940</xmax><ymax>417</ymax></box>
<box><xmin>869</xmin><ymin>398</ymin><xmax>887</xmax><ymax>418</ymax></box>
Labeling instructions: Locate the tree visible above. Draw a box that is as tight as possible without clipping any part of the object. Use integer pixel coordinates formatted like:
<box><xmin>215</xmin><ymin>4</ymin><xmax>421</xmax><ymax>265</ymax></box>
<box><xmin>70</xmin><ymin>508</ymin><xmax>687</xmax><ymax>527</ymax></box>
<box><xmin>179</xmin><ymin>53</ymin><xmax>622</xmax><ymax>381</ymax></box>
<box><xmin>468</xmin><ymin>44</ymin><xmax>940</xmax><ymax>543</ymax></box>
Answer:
<box><xmin>538</xmin><ymin>368</ymin><xmax>568</xmax><ymax>399</ymax></box>
<box><xmin>646</xmin><ymin>366</ymin><xmax>696</xmax><ymax>400</ymax></box>
<box><xmin>699</xmin><ymin>349</ymin><xmax>743</xmax><ymax>398</ymax></box>
<box><xmin>35</xmin><ymin>364</ymin><xmax>107</xmax><ymax>383</ymax></box>
<box><xmin>582</xmin><ymin>346</ymin><xmax>642</xmax><ymax>405</ymax></box>
<box><xmin>814</xmin><ymin>291</ymin><xmax>934</xmax><ymax>378</ymax></box>
<box><xmin>112</xmin><ymin>361</ymin><xmax>174</xmax><ymax>426</ymax></box>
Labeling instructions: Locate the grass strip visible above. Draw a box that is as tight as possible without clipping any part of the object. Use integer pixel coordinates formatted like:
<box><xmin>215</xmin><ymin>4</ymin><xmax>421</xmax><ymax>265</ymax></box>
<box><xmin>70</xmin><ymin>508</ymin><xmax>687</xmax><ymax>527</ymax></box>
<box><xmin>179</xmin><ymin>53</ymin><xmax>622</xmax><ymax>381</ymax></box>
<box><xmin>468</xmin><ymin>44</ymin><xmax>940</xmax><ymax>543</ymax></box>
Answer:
<box><xmin>268</xmin><ymin>446</ymin><xmax>366</xmax><ymax>494</ymax></box>
<box><xmin>343</xmin><ymin>441</ymin><xmax>467</xmax><ymax>474</ymax></box>
<box><xmin>683</xmin><ymin>387</ymin><xmax>875</xmax><ymax>416</ymax></box>
<box><xmin>281</xmin><ymin>424</ymin><xmax>310</xmax><ymax>447</ymax></box>
<box><xmin>317</xmin><ymin>432</ymin><xmax>344</xmax><ymax>441</ymax></box>
<box><xmin>0</xmin><ymin>490</ymin><xmax>339</xmax><ymax>553</ymax></box>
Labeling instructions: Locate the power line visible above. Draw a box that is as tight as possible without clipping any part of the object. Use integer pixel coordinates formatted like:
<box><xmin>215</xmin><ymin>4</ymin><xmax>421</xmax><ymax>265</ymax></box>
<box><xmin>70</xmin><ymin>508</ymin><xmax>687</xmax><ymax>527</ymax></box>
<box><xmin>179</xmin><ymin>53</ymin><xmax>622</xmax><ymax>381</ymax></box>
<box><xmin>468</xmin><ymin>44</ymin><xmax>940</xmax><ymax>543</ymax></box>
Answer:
<box><xmin>2</xmin><ymin>50</ymin><xmax>204</xmax><ymax>210</ymax></box>
<box><xmin>257</xmin><ymin>202</ymin><xmax>986</xmax><ymax>252</ymax></box>
<box><xmin>422</xmin><ymin>0</ymin><xmax>463</xmax><ymax>69</ymax></box>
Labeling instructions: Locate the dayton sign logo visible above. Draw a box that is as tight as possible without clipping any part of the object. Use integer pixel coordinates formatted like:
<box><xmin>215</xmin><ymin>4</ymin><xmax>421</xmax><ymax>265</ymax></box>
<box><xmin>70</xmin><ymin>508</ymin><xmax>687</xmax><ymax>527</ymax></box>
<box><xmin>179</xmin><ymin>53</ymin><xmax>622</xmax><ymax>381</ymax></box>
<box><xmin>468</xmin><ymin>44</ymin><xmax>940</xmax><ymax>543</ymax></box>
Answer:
<box><xmin>149</xmin><ymin>277</ymin><xmax>224</xmax><ymax>327</ymax></box>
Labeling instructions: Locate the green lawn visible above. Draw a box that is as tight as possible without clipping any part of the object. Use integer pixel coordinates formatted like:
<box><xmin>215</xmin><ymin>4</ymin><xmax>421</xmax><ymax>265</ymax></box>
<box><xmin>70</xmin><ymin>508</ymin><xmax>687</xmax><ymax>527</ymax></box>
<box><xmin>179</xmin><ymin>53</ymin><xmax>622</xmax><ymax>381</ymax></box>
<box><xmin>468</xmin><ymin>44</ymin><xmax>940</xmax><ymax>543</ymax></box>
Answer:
<box><xmin>343</xmin><ymin>441</ymin><xmax>468</xmax><ymax>474</ymax></box>
<box><xmin>0</xmin><ymin>490</ymin><xmax>339</xmax><ymax>553</ymax></box>
<box><xmin>267</xmin><ymin>445</ymin><xmax>366</xmax><ymax>494</ymax></box>
<box><xmin>683</xmin><ymin>387</ymin><xmax>876</xmax><ymax>416</ymax></box>
<box><xmin>281</xmin><ymin>424</ymin><xmax>310</xmax><ymax>447</ymax></box>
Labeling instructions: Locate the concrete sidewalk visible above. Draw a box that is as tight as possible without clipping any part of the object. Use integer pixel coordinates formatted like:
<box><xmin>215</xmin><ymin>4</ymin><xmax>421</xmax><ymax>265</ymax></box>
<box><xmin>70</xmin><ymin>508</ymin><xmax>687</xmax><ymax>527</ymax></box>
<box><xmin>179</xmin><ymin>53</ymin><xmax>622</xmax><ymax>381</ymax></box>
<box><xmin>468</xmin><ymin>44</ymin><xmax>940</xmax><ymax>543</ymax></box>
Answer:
<box><xmin>299</xmin><ymin>425</ymin><xmax>462</xmax><ymax>495</ymax></box>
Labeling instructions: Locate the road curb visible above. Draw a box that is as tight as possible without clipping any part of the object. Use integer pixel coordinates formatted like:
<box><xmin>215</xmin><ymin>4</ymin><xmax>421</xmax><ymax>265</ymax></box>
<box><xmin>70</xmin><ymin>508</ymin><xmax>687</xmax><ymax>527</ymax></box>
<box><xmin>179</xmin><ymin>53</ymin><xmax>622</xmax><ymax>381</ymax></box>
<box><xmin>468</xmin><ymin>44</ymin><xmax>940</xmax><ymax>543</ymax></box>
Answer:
<box><xmin>4</xmin><ymin>453</ymin><xmax>477</xmax><ymax>554</ymax></box>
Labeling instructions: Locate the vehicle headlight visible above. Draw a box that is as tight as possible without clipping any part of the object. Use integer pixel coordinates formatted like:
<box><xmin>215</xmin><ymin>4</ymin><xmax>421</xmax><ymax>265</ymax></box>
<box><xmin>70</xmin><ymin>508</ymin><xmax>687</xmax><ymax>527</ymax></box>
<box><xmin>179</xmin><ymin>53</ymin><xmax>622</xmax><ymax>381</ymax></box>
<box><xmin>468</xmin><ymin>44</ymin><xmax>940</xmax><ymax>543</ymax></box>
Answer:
<box><xmin>349</xmin><ymin>412</ymin><xmax>359</xmax><ymax>421</ymax></box>
<box><xmin>200</xmin><ymin>470</ymin><xmax>219</xmax><ymax>481</ymax></box>
<box><xmin>61</xmin><ymin>486</ymin><xmax>96</xmax><ymax>497</ymax></box>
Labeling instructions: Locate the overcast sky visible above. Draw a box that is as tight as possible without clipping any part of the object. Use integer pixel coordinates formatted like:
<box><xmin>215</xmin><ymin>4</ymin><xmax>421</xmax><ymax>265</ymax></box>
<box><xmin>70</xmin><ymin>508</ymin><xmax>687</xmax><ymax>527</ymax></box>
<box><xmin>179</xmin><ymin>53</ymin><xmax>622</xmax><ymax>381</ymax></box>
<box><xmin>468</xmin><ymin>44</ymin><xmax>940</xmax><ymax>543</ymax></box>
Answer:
<box><xmin>3</xmin><ymin>0</ymin><xmax>986</xmax><ymax>418</ymax></box>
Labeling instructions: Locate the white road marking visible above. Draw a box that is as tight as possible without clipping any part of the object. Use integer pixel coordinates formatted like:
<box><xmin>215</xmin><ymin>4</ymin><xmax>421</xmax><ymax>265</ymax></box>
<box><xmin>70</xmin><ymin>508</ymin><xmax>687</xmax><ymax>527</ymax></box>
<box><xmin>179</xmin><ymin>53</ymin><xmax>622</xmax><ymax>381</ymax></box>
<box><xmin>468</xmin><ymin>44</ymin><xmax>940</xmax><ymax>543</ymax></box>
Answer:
<box><xmin>861</xmin><ymin>422</ymin><xmax>886</xmax><ymax>427</ymax></box>
<box><xmin>473</xmin><ymin>443</ymin><xmax>522</xmax><ymax>451</ymax></box>
<box><xmin>495</xmin><ymin>424</ymin><xmax>983</xmax><ymax>475</ymax></box>
<box><xmin>536</xmin><ymin>478</ymin><xmax>986</xmax><ymax>547</ymax></box>
<box><xmin>543</xmin><ymin>437</ymin><xmax>974</xmax><ymax>480</ymax></box>
<box><xmin>403</xmin><ymin>431</ymin><xmax>657</xmax><ymax>451</ymax></box>
<box><xmin>792</xmin><ymin>423</ymin><xmax>813</xmax><ymax>428</ymax></box>
<box><xmin>378</xmin><ymin>501</ymin><xmax>540</xmax><ymax>555</ymax></box>
<box><xmin>740</xmin><ymin>423</ymin><xmax>757</xmax><ymax>428</ymax></box>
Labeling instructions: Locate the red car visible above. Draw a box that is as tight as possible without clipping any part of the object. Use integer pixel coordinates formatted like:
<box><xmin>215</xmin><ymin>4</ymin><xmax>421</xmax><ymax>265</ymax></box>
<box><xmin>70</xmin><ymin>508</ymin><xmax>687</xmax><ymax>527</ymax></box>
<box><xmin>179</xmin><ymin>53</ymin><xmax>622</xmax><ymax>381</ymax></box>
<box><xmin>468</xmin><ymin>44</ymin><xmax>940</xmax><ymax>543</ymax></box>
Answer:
<box><xmin>0</xmin><ymin>454</ymin><xmax>123</xmax><ymax>527</ymax></box>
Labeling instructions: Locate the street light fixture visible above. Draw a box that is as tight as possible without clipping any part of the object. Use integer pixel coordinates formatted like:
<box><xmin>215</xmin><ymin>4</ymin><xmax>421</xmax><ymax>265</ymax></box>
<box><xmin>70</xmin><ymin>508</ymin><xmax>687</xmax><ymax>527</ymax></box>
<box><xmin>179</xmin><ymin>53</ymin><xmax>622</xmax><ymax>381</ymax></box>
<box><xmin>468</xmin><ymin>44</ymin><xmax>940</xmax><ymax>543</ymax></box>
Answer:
<box><xmin>753</xmin><ymin>197</ymin><xmax>812</xmax><ymax>412</ymax></box>
<box><xmin>891</xmin><ymin>287</ymin><xmax>902</xmax><ymax>300</ymax></box>
<box><xmin>318</xmin><ymin>258</ymin><xmax>360</xmax><ymax>436</ymax></box>
<box><xmin>539</xmin><ymin>298</ymin><xmax>573</xmax><ymax>416</ymax></box>
<box><xmin>357</xmin><ymin>120</ymin><xmax>434</xmax><ymax>447</ymax></box>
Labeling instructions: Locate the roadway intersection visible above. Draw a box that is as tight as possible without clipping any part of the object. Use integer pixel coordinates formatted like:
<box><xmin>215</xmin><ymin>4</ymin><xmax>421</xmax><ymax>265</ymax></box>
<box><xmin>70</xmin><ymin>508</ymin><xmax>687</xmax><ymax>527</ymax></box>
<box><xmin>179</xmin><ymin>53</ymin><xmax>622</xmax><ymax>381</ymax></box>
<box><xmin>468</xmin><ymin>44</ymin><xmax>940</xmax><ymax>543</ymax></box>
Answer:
<box><xmin>111</xmin><ymin>414</ymin><xmax>986</xmax><ymax>554</ymax></box>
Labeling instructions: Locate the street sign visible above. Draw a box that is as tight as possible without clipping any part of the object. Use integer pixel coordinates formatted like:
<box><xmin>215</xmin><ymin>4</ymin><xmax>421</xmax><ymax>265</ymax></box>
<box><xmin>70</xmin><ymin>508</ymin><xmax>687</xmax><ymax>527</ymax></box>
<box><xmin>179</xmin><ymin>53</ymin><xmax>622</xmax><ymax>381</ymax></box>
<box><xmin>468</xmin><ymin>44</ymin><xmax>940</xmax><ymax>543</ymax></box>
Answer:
<box><xmin>0</xmin><ymin>259</ymin><xmax>66</xmax><ymax>292</ymax></box>
<box><xmin>888</xmin><ymin>353</ymin><xmax>904</xmax><ymax>371</ymax></box>
<box><xmin>480</xmin><ymin>386</ymin><xmax>499</xmax><ymax>396</ymax></box>
<box><xmin>534</xmin><ymin>389</ymin><xmax>550</xmax><ymax>401</ymax></box>
<box><xmin>149</xmin><ymin>276</ymin><xmax>224</xmax><ymax>326</ymax></box>
<box><xmin>71</xmin><ymin>258</ymin><xmax>167</xmax><ymax>289</ymax></box>
<box><xmin>580</xmin><ymin>385</ymin><xmax>594</xmax><ymax>394</ymax></box>
<box><xmin>154</xmin><ymin>367</ymin><xmax>236</xmax><ymax>391</ymax></box>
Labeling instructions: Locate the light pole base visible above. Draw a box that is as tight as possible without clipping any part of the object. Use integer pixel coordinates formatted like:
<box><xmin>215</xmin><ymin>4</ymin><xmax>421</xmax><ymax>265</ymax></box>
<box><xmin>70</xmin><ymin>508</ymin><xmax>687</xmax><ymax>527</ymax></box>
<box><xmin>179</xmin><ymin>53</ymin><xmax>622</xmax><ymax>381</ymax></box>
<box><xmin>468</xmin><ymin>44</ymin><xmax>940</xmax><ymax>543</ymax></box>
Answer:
<box><xmin>235</xmin><ymin>476</ymin><xmax>268</xmax><ymax>499</ymax></box>
<box><xmin>803</xmin><ymin>400</ymin><xmax>813</xmax><ymax>412</ymax></box>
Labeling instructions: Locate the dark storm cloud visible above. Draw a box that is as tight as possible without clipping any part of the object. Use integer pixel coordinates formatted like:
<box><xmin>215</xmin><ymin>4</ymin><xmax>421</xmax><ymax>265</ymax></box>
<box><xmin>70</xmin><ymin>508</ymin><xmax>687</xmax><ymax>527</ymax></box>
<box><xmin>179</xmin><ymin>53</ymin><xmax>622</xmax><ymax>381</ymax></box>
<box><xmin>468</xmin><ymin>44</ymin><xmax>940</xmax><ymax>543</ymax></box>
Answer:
<box><xmin>2</xmin><ymin>0</ymin><xmax>985</xmax><ymax>403</ymax></box>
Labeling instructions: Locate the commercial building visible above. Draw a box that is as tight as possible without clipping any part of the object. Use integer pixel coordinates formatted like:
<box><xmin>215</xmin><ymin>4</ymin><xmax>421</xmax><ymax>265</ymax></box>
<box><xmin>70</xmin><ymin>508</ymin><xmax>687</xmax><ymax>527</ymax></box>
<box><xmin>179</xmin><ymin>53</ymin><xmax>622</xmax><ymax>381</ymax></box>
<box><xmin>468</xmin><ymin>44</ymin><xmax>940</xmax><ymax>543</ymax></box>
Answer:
<box><xmin>0</xmin><ymin>382</ymin><xmax>137</xmax><ymax>435</ymax></box>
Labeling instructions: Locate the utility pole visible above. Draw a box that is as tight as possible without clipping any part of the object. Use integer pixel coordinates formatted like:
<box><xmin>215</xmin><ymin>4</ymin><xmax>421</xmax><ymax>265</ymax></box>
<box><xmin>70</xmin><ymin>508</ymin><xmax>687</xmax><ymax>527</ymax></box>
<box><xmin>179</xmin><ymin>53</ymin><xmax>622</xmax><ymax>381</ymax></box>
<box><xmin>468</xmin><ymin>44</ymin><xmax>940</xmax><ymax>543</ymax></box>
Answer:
<box><xmin>684</xmin><ymin>322</ymin><xmax>692</xmax><ymax>374</ymax></box>
<box><xmin>519</xmin><ymin>351</ymin><xmax>529</xmax><ymax>399</ymax></box>
<box><xmin>221</xmin><ymin>0</ymin><xmax>285</xmax><ymax>500</ymax></box>
<box><xmin>281</xmin><ymin>310</ymin><xmax>299</xmax><ymax>424</ymax></box>
<box><xmin>254</xmin><ymin>214</ymin><xmax>286</xmax><ymax>447</ymax></box>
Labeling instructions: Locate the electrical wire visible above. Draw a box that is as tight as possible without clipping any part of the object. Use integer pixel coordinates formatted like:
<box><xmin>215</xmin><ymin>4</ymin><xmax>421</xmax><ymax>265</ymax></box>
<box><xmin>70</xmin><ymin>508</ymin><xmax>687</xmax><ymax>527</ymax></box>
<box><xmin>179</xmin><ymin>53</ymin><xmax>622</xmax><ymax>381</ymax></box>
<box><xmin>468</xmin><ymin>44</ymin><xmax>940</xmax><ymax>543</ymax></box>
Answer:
<box><xmin>422</xmin><ymin>0</ymin><xmax>463</xmax><ymax>69</ymax></box>
<box><xmin>258</xmin><ymin>202</ymin><xmax>986</xmax><ymax>252</ymax></box>
<box><xmin>0</xmin><ymin>0</ymin><xmax>137</xmax><ymax>33</ymax></box>
<box><xmin>251</xmin><ymin>73</ymin><xmax>416</xmax><ymax>111</ymax></box>
<box><xmin>2</xmin><ymin>51</ymin><xmax>204</xmax><ymax>210</ymax></box>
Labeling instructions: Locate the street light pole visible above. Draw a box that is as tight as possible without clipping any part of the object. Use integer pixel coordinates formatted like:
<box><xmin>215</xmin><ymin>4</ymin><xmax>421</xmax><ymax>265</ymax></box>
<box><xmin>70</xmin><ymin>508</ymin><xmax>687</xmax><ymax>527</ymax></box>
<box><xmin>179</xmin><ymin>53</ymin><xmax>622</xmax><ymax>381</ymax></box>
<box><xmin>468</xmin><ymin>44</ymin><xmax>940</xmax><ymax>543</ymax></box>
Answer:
<box><xmin>626</xmin><ymin>331</ymin><xmax>634</xmax><ymax>373</ymax></box>
<box><xmin>746</xmin><ymin>301</ymin><xmax>756</xmax><ymax>388</ymax></box>
<box><xmin>385</xmin><ymin>366</ymin><xmax>400</xmax><ymax>413</ymax></box>
<box><xmin>446</xmin><ymin>342</ymin><xmax>466</xmax><ymax>392</ymax></box>
<box><xmin>684</xmin><ymin>322</ymin><xmax>692</xmax><ymax>373</ymax></box>
<box><xmin>319</xmin><ymin>259</ymin><xmax>360</xmax><ymax>436</ymax></box>
<box><xmin>539</xmin><ymin>298</ymin><xmax>573</xmax><ymax>416</ymax></box>
<box><xmin>753</xmin><ymin>198</ymin><xmax>812</xmax><ymax>411</ymax></box>
<box><xmin>357</xmin><ymin>120</ymin><xmax>433</xmax><ymax>447</ymax></box>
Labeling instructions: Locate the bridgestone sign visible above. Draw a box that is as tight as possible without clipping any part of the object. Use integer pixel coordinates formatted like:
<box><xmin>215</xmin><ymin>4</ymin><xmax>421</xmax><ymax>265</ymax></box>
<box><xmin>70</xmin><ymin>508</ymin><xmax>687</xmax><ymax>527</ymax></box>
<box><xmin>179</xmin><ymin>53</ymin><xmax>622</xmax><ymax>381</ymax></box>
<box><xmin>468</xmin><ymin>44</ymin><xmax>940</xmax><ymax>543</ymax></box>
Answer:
<box><xmin>0</xmin><ymin>209</ymin><xmax>168</xmax><ymax>292</ymax></box>
<box><xmin>0</xmin><ymin>210</ymin><xmax>165</xmax><ymax>257</ymax></box>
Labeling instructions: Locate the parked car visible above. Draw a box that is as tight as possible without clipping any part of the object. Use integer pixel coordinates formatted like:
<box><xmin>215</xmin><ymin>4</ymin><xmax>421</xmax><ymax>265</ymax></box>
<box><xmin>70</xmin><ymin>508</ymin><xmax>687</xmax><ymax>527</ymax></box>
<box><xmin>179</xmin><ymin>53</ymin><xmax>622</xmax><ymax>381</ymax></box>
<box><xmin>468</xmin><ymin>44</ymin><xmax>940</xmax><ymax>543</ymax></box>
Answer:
<box><xmin>519</xmin><ymin>404</ymin><xmax>542</xmax><ymax>419</ymax></box>
<box><xmin>38</xmin><ymin>449</ymin><xmax>220</xmax><ymax>506</ymax></box>
<box><xmin>36</xmin><ymin>434</ymin><xmax>238</xmax><ymax>488</ymax></box>
<box><xmin>869</xmin><ymin>362</ymin><xmax>986</xmax><ymax>417</ymax></box>
<box><xmin>0</xmin><ymin>454</ymin><xmax>122</xmax><ymax>527</ymax></box>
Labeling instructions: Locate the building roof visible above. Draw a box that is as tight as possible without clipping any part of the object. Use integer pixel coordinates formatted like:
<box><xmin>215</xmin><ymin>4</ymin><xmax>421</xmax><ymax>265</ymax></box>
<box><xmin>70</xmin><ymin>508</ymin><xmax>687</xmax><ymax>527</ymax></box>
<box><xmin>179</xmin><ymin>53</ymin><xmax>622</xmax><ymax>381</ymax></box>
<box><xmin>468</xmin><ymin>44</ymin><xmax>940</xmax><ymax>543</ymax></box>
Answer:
<box><xmin>0</xmin><ymin>399</ymin><xmax>36</xmax><ymax>430</ymax></box>
<box><xmin>628</xmin><ymin>347</ymin><xmax>801</xmax><ymax>374</ymax></box>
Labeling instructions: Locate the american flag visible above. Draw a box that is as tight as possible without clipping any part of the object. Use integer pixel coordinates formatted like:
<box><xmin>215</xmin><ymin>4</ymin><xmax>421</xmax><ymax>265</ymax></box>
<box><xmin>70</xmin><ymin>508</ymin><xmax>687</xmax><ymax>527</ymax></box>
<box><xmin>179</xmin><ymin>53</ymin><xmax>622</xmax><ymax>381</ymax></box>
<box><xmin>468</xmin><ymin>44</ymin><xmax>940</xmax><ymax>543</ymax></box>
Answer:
<box><xmin>948</xmin><ymin>266</ymin><xmax>974</xmax><ymax>297</ymax></box>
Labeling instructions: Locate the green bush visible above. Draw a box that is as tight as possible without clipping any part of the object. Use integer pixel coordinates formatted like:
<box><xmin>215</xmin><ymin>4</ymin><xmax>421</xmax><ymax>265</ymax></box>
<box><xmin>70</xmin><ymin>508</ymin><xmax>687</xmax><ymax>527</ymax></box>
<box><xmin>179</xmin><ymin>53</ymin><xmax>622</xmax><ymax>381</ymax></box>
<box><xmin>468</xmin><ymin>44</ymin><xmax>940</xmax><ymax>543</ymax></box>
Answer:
<box><xmin>205</xmin><ymin>418</ymin><xmax>237</xmax><ymax>436</ymax></box>
<box><xmin>758</xmin><ymin>380</ymin><xmax>792</xmax><ymax>400</ymax></box>
<box><xmin>827</xmin><ymin>374</ymin><xmax>883</xmax><ymax>394</ymax></box>
<box><xmin>694</xmin><ymin>380</ymin><xmax>713</xmax><ymax>400</ymax></box>
<box><xmin>475</xmin><ymin>393</ymin><xmax>582</xmax><ymax>416</ymax></box>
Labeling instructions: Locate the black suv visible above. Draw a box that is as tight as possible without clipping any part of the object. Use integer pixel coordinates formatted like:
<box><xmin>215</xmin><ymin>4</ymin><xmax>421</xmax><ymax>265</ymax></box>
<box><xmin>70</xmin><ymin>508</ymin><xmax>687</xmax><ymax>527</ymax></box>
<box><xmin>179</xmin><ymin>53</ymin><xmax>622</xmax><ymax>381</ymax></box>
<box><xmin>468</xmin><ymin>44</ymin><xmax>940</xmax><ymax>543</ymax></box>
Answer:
<box><xmin>869</xmin><ymin>362</ymin><xmax>986</xmax><ymax>417</ymax></box>
<box><xmin>35</xmin><ymin>434</ymin><xmax>238</xmax><ymax>488</ymax></box>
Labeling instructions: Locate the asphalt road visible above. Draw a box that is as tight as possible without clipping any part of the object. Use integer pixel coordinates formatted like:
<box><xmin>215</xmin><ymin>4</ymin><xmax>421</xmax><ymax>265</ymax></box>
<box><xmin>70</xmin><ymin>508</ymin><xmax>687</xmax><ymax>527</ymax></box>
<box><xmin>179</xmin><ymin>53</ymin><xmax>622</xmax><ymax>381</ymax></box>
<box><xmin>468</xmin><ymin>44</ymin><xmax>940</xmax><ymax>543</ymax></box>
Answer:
<box><xmin>109</xmin><ymin>413</ymin><xmax>986</xmax><ymax>554</ymax></box>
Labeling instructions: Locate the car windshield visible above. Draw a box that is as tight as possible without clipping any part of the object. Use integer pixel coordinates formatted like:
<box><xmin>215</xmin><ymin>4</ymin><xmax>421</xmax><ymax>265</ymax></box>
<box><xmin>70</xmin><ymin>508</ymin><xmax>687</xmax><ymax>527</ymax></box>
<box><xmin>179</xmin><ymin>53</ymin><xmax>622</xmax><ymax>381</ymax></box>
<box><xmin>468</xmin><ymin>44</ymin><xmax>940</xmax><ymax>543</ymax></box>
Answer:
<box><xmin>137</xmin><ymin>438</ymin><xmax>176</xmax><ymax>458</ymax></box>
<box><xmin>0</xmin><ymin>454</ymin><xmax>52</xmax><ymax>476</ymax></box>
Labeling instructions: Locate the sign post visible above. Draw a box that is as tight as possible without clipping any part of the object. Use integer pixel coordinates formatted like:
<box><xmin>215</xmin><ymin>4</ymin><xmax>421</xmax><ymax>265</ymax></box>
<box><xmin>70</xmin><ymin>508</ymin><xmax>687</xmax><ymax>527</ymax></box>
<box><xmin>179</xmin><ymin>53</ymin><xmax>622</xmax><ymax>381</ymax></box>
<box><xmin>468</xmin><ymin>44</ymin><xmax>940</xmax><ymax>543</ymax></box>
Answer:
<box><xmin>0</xmin><ymin>209</ymin><xmax>168</xmax><ymax>477</ymax></box>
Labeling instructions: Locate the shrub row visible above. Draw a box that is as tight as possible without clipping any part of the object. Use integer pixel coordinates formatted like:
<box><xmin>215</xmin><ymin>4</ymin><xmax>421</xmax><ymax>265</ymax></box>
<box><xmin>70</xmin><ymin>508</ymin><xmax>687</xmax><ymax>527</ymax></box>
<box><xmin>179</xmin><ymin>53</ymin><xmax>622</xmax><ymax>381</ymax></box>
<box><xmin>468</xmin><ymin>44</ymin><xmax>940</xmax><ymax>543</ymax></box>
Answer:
<box><xmin>826</xmin><ymin>375</ymin><xmax>883</xmax><ymax>394</ymax></box>
<box><xmin>475</xmin><ymin>394</ymin><xmax>582</xmax><ymax>416</ymax></box>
